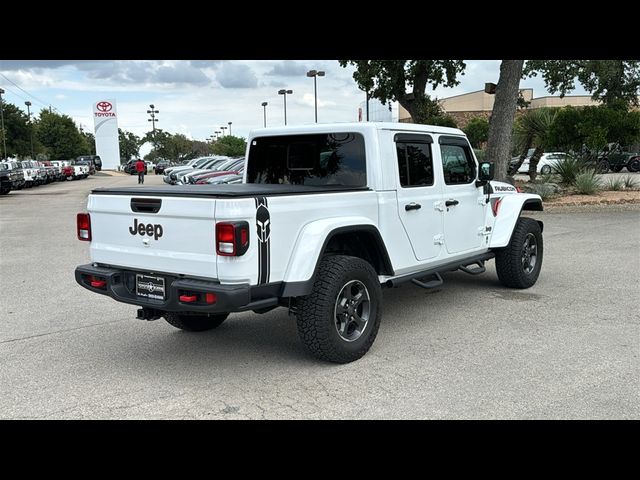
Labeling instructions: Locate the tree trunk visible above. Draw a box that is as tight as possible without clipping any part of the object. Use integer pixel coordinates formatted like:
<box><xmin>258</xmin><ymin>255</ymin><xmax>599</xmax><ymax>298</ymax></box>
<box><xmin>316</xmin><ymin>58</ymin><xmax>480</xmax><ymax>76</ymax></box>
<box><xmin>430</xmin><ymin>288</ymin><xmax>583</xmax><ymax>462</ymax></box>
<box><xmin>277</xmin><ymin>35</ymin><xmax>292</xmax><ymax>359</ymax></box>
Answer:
<box><xmin>485</xmin><ymin>60</ymin><xmax>524</xmax><ymax>183</ymax></box>
<box><xmin>528</xmin><ymin>147</ymin><xmax>544</xmax><ymax>182</ymax></box>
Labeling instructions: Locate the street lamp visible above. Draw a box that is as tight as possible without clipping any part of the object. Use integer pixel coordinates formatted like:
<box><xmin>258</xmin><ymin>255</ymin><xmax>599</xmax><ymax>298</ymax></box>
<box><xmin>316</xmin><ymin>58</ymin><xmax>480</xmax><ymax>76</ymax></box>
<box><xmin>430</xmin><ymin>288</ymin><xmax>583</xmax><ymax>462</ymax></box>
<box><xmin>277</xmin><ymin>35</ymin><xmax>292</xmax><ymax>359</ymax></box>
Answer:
<box><xmin>306</xmin><ymin>70</ymin><xmax>325</xmax><ymax>123</ymax></box>
<box><xmin>25</xmin><ymin>101</ymin><xmax>34</xmax><ymax>159</ymax></box>
<box><xmin>228</xmin><ymin>121</ymin><xmax>232</xmax><ymax>136</ymax></box>
<box><xmin>147</xmin><ymin>104</ymin><xmax>159</xmax><ymax>134</ymax></box>
<box><xmin>0</xmin><ymin>88</ymin><xmax>7</xmax><ymax>160</ymax></box>
<box><xmin>215</xmin><ymin>130</ymin><xmax>221</xmax><ymax>141</ymax></box>
<box><xmin>261</xmin><ymin>102</ymin><xmax>268</xmax><ymax>127</ymax></box>
<box><xmin>220</xmin><ymin>126</ymin><xmax>227</xmax><ymax>137</ymax></box>
<box><xmin>278</xmin><ymin>89</ymin><xmax>293</xmax><ymax>125</ymax></box>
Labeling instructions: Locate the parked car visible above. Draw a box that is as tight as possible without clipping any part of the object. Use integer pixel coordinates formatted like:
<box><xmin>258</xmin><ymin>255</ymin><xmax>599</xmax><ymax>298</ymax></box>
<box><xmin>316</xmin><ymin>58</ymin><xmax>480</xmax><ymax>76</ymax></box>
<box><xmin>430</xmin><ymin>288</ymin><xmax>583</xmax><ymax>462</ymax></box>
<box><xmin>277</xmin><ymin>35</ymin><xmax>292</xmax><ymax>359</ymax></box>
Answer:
<box><xmin>124</xmin><ymin>159</ymin><xmax>147</xmax><ymax>175</ymax></box>
<box><xmin>74</xmin><ymin>159</ymin><xmax>96</xmax><ymax>175</ymax></box>
<box><xmin>190</xmin><ymin>159</ymin><xmax>245</xmax><ymax>184</ymax></box>
<box><xmin>49</xmin><ymin>161</ymin><xmax>70</xmax><ymax>181</ymax></box>
<box><xmin>154</xmin><ymin>160</ymin><xmax>171</xmax><ymax>175</ymax></box>
<box><xmin>65</xmin><ymin>160</ymin><xmax>90</xmax><ymax>180</ymax></box>
<box><xmin>517</xmin><ymin>152</ymin><xmax>571</xmax><ymax>175</ymax></box>
<box><xmin>198</xmin><ymin>172</ymin><xmax>244</xmax><ymax>185</ymax></box>
<box><xmin>18</xmin><ymin>160</ymin><xmax>39</xmax><ymax>187</ymax></box>
<box><xmin>175</xmin><ymin>157</ymin><xmax>238</xmax><ymax>185</ymax></box>
<box><xmin>164</xmin><ymin>157</ymin><xmax>219</xmax><ymax>184</ymax></box>
<box><xmin>0</xmin><ymin>163</ymin><xmax>14</xmax><ymax>194</ymax></box>
<box><xmin>597</xmin><ymin>144</ymin><xmax>640</xmax><ymax>173</ymax></box>
<box><xmin>162</xmin><ymin>157</ymin><xmax>204</xmax><ymax>177</ymax></box>
<box><xmin>77</xmin><ymin>155</ymin><xmax>102</xmax><ymax>171</ymax></box>
<box><xmin>0</xmin><ymin>160</ymin><xmax>26</xmax><ymax>190</ymax></box>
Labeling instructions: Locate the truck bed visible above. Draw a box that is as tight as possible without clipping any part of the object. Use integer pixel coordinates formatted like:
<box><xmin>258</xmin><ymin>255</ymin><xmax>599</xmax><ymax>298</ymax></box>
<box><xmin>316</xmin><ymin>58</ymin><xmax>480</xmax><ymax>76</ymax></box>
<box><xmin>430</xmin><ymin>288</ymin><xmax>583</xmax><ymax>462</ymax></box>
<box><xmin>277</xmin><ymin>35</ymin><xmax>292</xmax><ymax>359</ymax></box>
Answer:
<box><xmin>92</xmin><ymin>183</ymin><xmax>370</xmax><ymax>198</ymax></box>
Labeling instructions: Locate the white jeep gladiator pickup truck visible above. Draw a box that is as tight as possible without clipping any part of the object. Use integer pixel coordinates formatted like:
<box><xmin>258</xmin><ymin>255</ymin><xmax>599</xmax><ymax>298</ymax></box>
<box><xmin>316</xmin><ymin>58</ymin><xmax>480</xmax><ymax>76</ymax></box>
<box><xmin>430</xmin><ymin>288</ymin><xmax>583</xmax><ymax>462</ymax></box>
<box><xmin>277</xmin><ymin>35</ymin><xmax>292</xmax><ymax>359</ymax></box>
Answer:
<box><xmin>75</xmin><ymin>122</ymin><xmax>543</xmax><ymax>363</ymax></box>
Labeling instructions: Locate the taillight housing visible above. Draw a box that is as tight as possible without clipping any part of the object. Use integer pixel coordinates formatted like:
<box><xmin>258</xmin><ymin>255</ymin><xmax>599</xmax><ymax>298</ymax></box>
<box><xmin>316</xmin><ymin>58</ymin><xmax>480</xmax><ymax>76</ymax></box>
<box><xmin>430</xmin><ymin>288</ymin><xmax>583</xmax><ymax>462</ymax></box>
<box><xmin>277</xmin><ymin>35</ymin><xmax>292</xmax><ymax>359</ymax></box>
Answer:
<box><xmin>77</xmin><ymin>213</ymin><xmax>91</xmax><ymax>241</ymax></box>
<box><xmin>216</xmin><ymin>221</ymin><xmax>249</xmax><ymax>256</ymax></box>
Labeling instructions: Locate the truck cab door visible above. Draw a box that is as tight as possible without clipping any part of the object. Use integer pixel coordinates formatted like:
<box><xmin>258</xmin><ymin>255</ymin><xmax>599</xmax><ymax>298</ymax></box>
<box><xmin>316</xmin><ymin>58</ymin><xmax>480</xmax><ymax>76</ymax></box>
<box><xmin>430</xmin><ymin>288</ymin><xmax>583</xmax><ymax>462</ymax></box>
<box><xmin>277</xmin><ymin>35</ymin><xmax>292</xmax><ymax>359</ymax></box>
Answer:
<box><xmin>438</xmin><ymin>137</ymin><xmax>486</xmax><ymax>255</ymax></box>
<box><xmin>395</xmin><ymin>134</ymin><xmax>443</xmax><ymax>261</ymax></box>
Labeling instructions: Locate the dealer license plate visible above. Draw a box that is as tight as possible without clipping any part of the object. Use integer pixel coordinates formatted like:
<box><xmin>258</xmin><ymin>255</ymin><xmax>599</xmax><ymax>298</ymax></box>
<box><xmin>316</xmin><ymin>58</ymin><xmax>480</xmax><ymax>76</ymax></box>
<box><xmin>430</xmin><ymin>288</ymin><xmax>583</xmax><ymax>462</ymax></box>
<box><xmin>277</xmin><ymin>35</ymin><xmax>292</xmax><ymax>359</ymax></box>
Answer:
<box><xmin>136</xmin><ymin>274</ymin><xmax>166</xmax><ymax>300</ymax></box>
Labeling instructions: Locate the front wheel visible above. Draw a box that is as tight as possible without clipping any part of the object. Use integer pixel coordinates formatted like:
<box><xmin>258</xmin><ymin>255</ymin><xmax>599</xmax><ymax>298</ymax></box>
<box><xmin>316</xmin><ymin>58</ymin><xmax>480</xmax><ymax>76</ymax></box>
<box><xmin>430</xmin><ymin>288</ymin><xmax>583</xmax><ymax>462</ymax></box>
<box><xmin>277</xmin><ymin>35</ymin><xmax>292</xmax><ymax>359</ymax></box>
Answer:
<box><xmin>540</xmin><ymin>165</ymin><xmax>551</xmax><ymax>175</ymax></box>
<box><xmin>495</xmin><ymin>217</ymin><xmax>543</xmax><ymax>289</ymax></box>
<box><xmin>627</xmin><ymin>158</ymin><xmax>640</xmax><ymax>173</ymax></box>
<box><xmin>164</xmin><ymin>312</ymin><xmax>229</xmax><ymax>332</ymax></box>
<box><xmin>296</xmin><ymin>255</ymin><xmax>382</xmax><ymax>363</ymax></box>
<box><xmin>597</xmin><ymin>159</ymin><xmax>610</xmax><ymax>173</ymax></box>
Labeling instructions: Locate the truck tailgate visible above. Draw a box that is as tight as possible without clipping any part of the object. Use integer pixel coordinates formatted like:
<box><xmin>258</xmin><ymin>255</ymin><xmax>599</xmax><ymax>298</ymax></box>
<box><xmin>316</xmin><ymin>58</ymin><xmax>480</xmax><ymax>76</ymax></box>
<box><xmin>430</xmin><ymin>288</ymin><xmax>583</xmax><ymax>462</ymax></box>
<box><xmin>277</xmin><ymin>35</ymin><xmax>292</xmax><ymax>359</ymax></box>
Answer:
<box><xmin>88</xmin><ymin>194</ymin><xmax>217</xmax><ymax>278</ymax></box>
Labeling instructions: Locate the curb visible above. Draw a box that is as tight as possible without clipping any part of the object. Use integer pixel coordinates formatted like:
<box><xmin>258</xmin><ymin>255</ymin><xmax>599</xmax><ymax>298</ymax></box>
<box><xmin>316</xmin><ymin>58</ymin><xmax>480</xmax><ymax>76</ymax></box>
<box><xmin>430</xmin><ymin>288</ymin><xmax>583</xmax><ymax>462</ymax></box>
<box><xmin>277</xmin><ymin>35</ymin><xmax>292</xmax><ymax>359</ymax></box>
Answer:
<box><xmin>545</xmin><ymin>197</ymin><xmax>640</xmax><ymax>207</ymax></box>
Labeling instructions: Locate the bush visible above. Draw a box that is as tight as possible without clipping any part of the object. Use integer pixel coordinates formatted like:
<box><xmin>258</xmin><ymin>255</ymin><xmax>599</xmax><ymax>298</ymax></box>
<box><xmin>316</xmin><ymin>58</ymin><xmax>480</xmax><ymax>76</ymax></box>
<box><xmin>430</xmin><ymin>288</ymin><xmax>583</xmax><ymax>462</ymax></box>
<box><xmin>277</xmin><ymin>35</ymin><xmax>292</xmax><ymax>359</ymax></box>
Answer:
<box><xmin>622</xmin><ymin>175</ymin><xmax>639</xmax><ymax>190</ymax></box>
<box><xmin>605</xmin><ymin>177</ymin><xmax>623</xmax><ymax>191</ymax></box>
<box><xmin>527</xmin><ymin>183</ymin><xmax>556</xmax><ymax>200</ymax></box>
<box><xmin>464</xmin><ymin>117</ymin><xmax>489</xmax><ymax>148</ymax></box>
<box><xmin>574</xmin><ymin>170</ymin><xmax>601</xmax><ymax>195</ymax></box>
<box><xmin>553</xmin><ymin>156</ymin><xmax>584</xmax><ymax>185</ymax></box>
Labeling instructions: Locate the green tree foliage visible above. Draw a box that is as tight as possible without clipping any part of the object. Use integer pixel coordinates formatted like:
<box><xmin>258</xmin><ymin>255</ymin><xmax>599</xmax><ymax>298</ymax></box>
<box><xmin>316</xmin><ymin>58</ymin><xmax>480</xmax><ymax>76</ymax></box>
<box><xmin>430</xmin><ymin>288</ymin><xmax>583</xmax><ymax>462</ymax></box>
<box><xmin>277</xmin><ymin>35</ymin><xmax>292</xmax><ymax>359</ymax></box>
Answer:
<box><xmin>548</xmin><ymin>105</ymin><xmax>640</xmax><ymax>152</ymax></box>
<box><xmin>524</xmin><ymin>60</ymin><xmax>640</xmax><ymax>108</ymax></box>
<box><xmin>211</xmin><ymin>135</ymin><xmax>246</xmax><ymax>157</ymax></box>
<box><xmin>36</xmin><ymin>110</ymin><xmax>85</xmax><ymax>159</ymax></box>
<box><xmin>338</xmin><ymin>60</ymin><xmax>466</xmax><ymax>124</ymax></box>
<box><xmin>81</xmin><ymin>131</ymin><xmax>95</xmax><ymax>155</ymax></box>
<box><xmin>0</xmin><ymin>102</ymin><xmax>34</xmax><ymax>158</ymax></box>
<box><xmin>511</xmin><ymin>108</ymin><xmax>558</xmax><ymax>181</ymax></box>
<box><xmin>463</xmin><ymin>117</ymin><xmax>489</xmax><ymax>148</ymax></box>
<box><xmin>118</xmin><ymin>128</ymin><xmax>140</xmax><ymax>163</ymax></box>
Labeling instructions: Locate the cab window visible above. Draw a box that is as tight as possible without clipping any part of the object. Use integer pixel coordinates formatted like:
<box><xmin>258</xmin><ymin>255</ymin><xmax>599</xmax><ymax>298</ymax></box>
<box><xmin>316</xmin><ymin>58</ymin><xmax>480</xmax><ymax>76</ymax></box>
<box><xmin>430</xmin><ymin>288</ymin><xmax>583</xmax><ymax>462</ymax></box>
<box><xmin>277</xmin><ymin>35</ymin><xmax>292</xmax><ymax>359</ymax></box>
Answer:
<box><xmin>440</xmin><ymin>144</ymin><xmax>475</xmax><ymax>184</ymax></box>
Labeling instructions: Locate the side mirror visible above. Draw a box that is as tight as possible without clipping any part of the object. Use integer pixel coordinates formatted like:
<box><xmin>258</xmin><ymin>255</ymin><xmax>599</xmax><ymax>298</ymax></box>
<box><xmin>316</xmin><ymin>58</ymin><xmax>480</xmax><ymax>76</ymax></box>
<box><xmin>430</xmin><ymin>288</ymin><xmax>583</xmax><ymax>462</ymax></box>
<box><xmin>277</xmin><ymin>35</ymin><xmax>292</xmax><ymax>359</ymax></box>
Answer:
<box><xmin>478</xmin><ymin>161</ymin><xmax>495</xmax><ymax>182</ymax></box>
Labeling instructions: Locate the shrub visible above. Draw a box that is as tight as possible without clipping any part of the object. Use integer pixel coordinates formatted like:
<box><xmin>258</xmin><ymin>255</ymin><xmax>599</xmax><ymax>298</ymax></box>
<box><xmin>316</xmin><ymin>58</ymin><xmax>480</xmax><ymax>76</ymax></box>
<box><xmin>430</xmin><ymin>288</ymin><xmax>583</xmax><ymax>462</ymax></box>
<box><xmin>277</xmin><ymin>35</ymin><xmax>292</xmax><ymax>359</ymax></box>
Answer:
<box><xmin>605</xmin><ymin>177</ymin><xmax>623</xmax><ymax>191</ymax></box>
<box><xmin>553</xmin><ymin>156</ymin><xmax>584</xmax><ymax>185</ymax></box>
<box><xmin>622</xmin><ymin>175</ymin><xmax>638</xmax><ymax>190</ymax></box>
<box><xmin>527</xmin><ymin>183</ymin><xmax>556</xmax><ymax>200</ymax></box>
<box><xmin>574</xmin><ymin>170</ymin><xmax>601</xmax><ymax>195</ymax></box>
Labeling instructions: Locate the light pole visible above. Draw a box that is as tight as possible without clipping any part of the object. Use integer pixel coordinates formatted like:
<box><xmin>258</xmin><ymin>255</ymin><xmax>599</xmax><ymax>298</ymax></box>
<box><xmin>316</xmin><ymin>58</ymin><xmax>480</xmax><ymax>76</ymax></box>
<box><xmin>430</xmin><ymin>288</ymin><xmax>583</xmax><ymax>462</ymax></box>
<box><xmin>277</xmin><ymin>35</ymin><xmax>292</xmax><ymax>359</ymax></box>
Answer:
<box><xmin>25</xmin><ymin>101</ymin><xmax>34</xmax><ymax>159</ymax></box>
<box><xmin>220</xmin><ymin>126</ymin><xmax>227</xmax><ymax>137</ymax></box>
<box><xmin>306</xmin><ymin>70</ymin><xmax>325</xmax><ymax>123</ymax></box>
<box><xmin>147</xmin><ymin>104</ymin><xmax>159</xmax><ymax>134</ymax></box>
<box><xmin>228</xmin><ymin>122</ymin><xmax>232</xmax><ymax>136</ymax></box>
<box><xmin>0</xmin><ymin>88</ymin><xmax>7</xmax><ymax>160</ymax></box>
<box><xmin>261</xmin><ymin>102</ymin><xmax>268</xmax><ymax>127</ymax></box>
<box><xmin>278</xmin><ymin>89</ymin><xmax>293</xmax><ymax>125</ymax></box>
<box><xmin>215</xmin><ymin>131</ymin><xmax>221</xmax><ymax>141</ymax></box>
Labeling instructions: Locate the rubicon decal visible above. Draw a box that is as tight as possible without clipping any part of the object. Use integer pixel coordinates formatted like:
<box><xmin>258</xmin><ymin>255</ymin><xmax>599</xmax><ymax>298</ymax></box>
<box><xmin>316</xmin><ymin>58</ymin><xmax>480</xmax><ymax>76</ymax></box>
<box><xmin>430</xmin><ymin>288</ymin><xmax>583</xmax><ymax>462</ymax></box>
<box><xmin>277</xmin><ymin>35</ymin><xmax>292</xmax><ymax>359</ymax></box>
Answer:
<box><xmin>129</xmin><ymin>218</ymin><xmax>163</xmax><ymax>240</ymax></box>
<box><xmin>255</xmin><ymin>197</ymin><xmax>270</xmax><ymax>285</ymax></box>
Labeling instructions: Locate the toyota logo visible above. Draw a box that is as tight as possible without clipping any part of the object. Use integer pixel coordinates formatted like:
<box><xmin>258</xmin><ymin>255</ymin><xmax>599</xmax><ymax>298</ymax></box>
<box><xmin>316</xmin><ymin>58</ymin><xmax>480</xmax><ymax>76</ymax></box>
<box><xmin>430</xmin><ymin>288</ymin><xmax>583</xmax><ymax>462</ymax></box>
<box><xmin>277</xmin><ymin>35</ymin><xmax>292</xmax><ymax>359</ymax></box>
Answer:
<box><xmin>96</xmin><ymin>101</ymin><xmax>112</xmax><ymax>112</ymax></box>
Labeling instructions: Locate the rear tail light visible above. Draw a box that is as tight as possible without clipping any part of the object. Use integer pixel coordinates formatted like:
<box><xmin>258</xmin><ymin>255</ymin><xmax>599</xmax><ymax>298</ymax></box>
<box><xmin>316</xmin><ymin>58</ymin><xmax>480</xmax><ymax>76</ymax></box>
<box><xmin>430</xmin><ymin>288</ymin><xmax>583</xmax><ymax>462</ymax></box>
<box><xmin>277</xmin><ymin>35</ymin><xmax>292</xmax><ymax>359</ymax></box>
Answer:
<box><xmin>77</xmin><ymin>213</ymin><xmax>91</xmax><ymax>241</ymax></box>
<box><xmin>216</xmin><ymin>221</ymin><xmax>250</xmax><ymax>256</ymax></box>
<box><xmin>89</xmin><ymin>276</ymin><xmax>106</xmax><ymax>288</ymax></box>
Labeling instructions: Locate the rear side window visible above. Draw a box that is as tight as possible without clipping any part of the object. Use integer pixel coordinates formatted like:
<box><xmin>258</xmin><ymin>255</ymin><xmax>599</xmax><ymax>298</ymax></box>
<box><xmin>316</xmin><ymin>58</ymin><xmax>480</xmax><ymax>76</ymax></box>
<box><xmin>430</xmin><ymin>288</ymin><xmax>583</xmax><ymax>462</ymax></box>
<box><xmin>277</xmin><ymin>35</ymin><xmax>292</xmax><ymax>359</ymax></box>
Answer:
<box><xmin>247</xmin><ymin>133</ymin><xmax>366</xmax><ymax>186</ymax></box>
<box><xmin>440</xmin><ymin>143</ymin><xmax>476</xmax><ymax>185</ymax></box>
<box><xmin>396</xmin><ymin>142</ymin><xmax>434</xmax><ymax>187</ymax></box>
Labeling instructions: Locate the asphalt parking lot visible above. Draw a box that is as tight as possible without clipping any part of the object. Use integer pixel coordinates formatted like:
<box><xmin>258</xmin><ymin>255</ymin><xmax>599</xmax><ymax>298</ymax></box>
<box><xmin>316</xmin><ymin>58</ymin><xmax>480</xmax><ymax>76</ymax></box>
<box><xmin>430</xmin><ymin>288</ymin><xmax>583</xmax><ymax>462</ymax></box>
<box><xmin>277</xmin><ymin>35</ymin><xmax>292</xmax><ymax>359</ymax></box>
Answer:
<box><xmin>1</xmin><ymin>172</ymin><xmax>639</xmax><ymax>419</ymax></box>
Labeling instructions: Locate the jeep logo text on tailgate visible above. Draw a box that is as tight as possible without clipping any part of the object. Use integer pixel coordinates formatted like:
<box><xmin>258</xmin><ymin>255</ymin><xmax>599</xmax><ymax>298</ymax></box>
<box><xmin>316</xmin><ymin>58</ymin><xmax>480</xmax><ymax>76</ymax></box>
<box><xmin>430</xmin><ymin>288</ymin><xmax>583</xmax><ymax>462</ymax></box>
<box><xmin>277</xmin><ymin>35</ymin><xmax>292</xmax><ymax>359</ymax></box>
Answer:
<box><xmin>129</xmin><ymin>218</ymin><xmax>163</xmax><ymax>240</ymax></box>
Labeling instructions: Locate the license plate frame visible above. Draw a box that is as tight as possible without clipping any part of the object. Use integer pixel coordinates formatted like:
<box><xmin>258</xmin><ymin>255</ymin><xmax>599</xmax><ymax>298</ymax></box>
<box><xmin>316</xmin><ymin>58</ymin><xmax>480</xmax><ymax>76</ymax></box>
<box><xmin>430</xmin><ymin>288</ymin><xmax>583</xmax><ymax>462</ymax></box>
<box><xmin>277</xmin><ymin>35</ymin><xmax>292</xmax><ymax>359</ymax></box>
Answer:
<box><xmin>136</xmin><ymin>274</ymin><xmax>166</xmax><ymax>300</ymax></box>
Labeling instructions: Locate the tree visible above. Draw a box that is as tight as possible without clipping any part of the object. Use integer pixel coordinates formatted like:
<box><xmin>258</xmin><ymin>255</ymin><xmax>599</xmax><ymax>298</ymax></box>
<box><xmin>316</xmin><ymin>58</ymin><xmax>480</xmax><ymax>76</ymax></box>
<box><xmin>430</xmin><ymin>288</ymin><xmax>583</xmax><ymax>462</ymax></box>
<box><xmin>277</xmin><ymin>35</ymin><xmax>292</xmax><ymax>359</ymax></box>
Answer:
<box><xmin>524</xmin><ymin>60</ymin><xmax>640</xmax><ymax>109</ymax></box>
<box><xmin>35</xmin><ymin>110</ymin><xmax>85</xmax><ymax>159</ymax></box>
<box><xmin>0</xmin><ymin>102</ymin><xmax>33</xmax><ymax>158</ymax></box>
<box><xmin>118</xmin><ymin>128</ymin><xmax>140</xmax><ymax>163</ymax></box>
<box><xmin>511</xmin><ymin>108</ymin><xmax>557</xmax><ymax>181</ymax></box>
<box><xmin>212</xmin><ymin>135</ymin><xmax>246</xmax><ymax>157</ymax></box>
<box><xmin>485</xmin><ymin>60</ymin><xmax>525</xmax><ymax>182</ymax></box>
<box><xmin>339</xmin><ymin>60</ymin><xmax>466</xmax><ymax>124</ymax></box>
<box><xmin>463</xmin><ymin>117</ymin><xmax>489</xmax><ymax>148</ymax></box>
<box><xmin>81</xmin><ymin>131</ymin><xmax>95</xmax><ymax>155</ymax></box>
<box><xmin>548</xmin><ymin>105</ymin><xmax>640</xmax><ymax>153</ymax></box>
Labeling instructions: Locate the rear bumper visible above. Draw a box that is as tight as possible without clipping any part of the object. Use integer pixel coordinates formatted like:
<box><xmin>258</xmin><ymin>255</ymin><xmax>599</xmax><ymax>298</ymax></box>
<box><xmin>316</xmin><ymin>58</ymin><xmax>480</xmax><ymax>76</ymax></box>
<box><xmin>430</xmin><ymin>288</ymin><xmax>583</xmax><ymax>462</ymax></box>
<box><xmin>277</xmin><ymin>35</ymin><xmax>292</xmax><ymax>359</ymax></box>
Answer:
<box><xmin>75</xmin><ymin>263</ymin><xmax>271</xmax><ymax>313</ymax></box>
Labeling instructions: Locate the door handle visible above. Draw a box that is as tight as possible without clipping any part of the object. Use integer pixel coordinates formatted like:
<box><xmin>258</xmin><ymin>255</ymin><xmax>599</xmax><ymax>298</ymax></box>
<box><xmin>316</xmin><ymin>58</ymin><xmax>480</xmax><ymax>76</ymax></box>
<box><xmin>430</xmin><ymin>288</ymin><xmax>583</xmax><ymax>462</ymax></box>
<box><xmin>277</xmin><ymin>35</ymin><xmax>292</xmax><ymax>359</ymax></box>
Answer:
<box><xmin>405</xmin><ymin>202</ymin><xmax>422</xmax><ymax>211</ymax></box>
<box><xmin>445</xmin><ymin>199</ymin><xmax>459</xmax><ymax>207</ymax></box>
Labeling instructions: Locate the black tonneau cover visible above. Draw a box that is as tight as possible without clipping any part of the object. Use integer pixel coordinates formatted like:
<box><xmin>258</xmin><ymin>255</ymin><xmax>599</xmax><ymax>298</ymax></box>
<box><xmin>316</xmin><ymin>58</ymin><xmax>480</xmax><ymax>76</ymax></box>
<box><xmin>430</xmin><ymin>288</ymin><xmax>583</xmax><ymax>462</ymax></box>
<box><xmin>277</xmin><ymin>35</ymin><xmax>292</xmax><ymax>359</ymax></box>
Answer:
<box><xmin>92</xmin><ymin>183</ymin><xmax>370</xmax><ymax>198</ymax></box>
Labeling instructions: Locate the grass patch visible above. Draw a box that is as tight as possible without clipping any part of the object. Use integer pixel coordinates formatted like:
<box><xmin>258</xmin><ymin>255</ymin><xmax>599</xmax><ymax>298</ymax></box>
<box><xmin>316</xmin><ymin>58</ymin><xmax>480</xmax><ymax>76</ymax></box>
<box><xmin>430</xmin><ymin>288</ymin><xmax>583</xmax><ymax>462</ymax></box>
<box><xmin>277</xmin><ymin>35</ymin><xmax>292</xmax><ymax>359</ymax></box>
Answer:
<box><xmin>574</xmin><ymin>170</ymin><xmax>601</xmax><ymax>195</ymax></box>
<box><xmin>605</xmin><ymin>177</ymin><xmax>623</xmax><ymax>191</ymax></box>
<box><xmin>553</xmin><ymin>156</ymin><xmax>584</xmax><ymax>186</ymax></box>
<box><xmin>528</xmin><ymin>183</ymin><xmax>556</xmax><ymax>200</ymax></box>
<box><xmin>622</xmin><ymin>175</ymin><xmax>638</xmax><ymax>190</ymax></box>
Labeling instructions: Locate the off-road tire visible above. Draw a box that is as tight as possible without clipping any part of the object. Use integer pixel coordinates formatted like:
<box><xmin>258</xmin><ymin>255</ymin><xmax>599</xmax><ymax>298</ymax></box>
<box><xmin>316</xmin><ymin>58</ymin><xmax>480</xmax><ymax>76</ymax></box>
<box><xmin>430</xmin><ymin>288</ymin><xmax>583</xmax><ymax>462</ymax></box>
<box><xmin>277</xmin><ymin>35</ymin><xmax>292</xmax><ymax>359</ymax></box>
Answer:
<box><xmin>597</xmin><ymin>159</ymin><xmax>610</xmax><ymax>173</ymax></box>
<box><xmin>164</xmin><ymin>312</ymin><xmax>229</xmax><ymax>332</ymax></box>
<box><xmin>627</xmin><ymin>158</ymin><xmax>640</xmax><ymax>173</ymax></box>
<box><xmin>296</xmin><ymin>255</ymin><xmax>382</xmax><ymax>364</ymax></box>
<box><xmin>495</xmin><ymin>217</ymin><xmax>543</xmax><ymax>289</ymax></box>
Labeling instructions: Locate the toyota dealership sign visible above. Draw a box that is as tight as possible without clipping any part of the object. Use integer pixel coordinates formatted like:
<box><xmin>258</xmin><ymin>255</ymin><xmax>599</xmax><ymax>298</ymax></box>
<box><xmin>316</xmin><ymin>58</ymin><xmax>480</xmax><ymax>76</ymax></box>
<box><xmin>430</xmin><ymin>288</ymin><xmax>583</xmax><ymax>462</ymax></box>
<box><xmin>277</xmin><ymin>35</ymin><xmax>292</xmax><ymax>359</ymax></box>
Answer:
<box><xmin>93</xmin><ymin>99</ymin><xmax>120</xmax><ymax>169</ymax></box>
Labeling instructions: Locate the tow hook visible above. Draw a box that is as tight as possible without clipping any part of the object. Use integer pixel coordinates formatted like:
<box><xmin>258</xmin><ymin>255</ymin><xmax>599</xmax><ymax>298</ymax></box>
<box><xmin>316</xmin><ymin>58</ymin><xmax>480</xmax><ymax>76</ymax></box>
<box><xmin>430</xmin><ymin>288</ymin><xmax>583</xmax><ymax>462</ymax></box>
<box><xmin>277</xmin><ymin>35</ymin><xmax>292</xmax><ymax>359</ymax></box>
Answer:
<box><xmin>136</xmin><ymin>308</ymin><xmax>164</xmax><ymax>321</ymax></box>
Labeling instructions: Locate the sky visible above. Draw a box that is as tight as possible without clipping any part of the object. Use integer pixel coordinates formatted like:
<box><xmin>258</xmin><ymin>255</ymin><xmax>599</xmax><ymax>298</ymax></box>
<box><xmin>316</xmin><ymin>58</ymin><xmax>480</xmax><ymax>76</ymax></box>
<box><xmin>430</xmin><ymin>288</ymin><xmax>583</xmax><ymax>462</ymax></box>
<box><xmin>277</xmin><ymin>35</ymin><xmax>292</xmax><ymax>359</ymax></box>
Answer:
<box><xmin>0</xmin><ymin>60</ymin><xmax>588</xmax><ymax>156</ymax></box>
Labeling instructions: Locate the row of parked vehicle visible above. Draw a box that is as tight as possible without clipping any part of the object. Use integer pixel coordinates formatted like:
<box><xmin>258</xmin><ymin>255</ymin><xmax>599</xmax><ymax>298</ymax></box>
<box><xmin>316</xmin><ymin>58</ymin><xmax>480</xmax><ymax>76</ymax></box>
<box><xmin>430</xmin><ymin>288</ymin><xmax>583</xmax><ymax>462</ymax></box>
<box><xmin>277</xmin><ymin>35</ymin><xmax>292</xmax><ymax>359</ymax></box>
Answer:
<box><xmin>0</xmin><ymin>155</ymin><xmax>101</xmax><ymax>195</ymax></box>
<box><xmin>162</xmin><ymin>156</ymin><xmax>245</xmax><ymax>186</ymax></box>
<box><xmin>510</xmin><ymin>144</ymin><xmax>640</xmax><ymax>175</ymax></box>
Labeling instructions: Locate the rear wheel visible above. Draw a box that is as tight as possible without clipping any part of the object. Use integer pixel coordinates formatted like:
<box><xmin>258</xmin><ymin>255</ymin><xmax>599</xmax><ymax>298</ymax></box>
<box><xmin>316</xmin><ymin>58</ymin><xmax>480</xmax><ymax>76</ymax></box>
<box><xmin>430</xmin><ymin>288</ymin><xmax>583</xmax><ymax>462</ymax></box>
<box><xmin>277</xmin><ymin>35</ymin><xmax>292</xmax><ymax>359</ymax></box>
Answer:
<box><xmin>296</xmin><ymin>255</ymin><xmax>382</xmax><ymax>363</ymax></box>
<box><xmin>164</xmin><ymin>312</ymin><xmax>229</xmax><ymax>332</ymax></box>
<box><xmin>495</xmin><ymin>217</ymin><xmax>543</xmax><ymax>289</ymax></box>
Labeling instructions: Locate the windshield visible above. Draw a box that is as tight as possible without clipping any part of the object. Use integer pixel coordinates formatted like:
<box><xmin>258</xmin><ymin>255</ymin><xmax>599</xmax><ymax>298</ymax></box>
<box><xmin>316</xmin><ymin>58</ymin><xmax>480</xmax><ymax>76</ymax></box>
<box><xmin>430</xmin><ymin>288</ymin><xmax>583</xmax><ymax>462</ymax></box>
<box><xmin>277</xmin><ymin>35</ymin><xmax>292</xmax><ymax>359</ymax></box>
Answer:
<box><xmin>247</xmin><ymin>133</ymin><xmax>366</xmax><ymax>186</ymax></box>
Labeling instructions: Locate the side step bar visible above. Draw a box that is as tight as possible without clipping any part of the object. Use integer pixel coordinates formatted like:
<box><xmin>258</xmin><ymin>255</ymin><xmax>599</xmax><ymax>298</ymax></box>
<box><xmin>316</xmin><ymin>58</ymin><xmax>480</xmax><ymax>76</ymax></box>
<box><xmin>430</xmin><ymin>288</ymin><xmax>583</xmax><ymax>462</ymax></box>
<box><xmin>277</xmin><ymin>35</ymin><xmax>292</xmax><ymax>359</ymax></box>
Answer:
<box><xmin>386</xmin><ymin>252</ymin><xmax>495</xmax><ymax>288</ymax></box>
